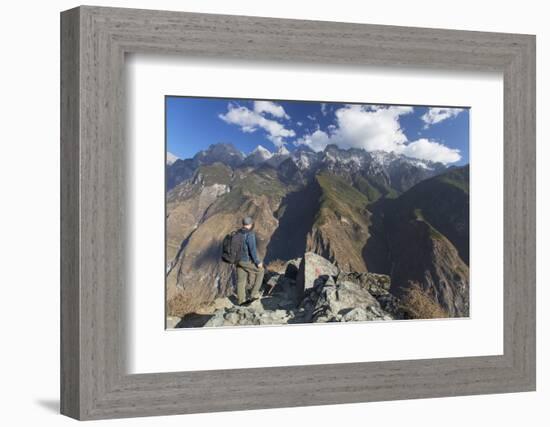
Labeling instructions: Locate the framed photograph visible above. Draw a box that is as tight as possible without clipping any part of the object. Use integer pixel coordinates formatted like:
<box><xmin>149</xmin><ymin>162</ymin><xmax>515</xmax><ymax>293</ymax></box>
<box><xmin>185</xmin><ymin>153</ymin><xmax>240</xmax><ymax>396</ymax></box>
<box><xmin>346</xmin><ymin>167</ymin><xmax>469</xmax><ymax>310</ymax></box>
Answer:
<box><xmin>61</xmin><ymin>6</ymin><xmax>536</xmax><ymax>420</ymax></box>
<box><xmin>164</xmin><ymin>95</ymin><xmax>471</xmax><ymax>329</ymax></box>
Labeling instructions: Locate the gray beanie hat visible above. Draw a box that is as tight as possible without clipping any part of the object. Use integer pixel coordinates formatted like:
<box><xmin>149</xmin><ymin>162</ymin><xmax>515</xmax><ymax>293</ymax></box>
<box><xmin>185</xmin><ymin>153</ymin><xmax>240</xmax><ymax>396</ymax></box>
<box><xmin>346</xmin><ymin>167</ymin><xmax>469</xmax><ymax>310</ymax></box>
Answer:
<box><xmin>242</xmin><ymin>216</ymin><xmax>253</xmax><ymax>226</ymax></box>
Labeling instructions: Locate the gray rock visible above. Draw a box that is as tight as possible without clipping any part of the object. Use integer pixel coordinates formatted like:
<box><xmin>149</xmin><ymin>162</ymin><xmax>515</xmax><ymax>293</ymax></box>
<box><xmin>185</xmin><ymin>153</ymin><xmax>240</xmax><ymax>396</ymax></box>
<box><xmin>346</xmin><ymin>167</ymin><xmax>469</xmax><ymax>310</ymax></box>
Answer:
<box><xmin>224</xmin><ymin>311</ymin><xmax>240</xmax><ymax>325</ymax></box>
<box><xmin>341</xmin><ymin>308</ymin><xmax>369</xmax><ymax>322</ymax></box>
<box><xmin>375</xmin><ymin>293</ymin><xmax>406</xmax><ymax>319</ymax></box>
<box><xmin>312</xmin><ymin>279</ymin><xmax>393</xmax><ymax>322</ymax></box>
<box><xmin>296</xmin><ymin>252</ymin><xmax>339</xmax><ymax>299</ymax></box>
<box><xmin>336</xmin><ymin>271</ymin><xmax>391</xmax><ymax>294</ymax></box>
<box><xmin>203</xmin><ymin>311</ymin><xmax>225</xmax><ymax>327</ymax></box>
<box><xmin>166</xmin><ymin>316</ymin><xmax>181</xmax><ymax>329</ymax></box>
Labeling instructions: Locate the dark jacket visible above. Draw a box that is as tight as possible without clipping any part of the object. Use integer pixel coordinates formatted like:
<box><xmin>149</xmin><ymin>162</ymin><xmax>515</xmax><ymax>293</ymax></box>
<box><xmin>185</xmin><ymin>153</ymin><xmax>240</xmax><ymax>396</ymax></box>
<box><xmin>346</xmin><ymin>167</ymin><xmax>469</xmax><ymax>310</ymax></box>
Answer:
<box><xmin>240</xmin><ymin>228</ymin><xmax>261</xmax><ymax>265</ymax></box>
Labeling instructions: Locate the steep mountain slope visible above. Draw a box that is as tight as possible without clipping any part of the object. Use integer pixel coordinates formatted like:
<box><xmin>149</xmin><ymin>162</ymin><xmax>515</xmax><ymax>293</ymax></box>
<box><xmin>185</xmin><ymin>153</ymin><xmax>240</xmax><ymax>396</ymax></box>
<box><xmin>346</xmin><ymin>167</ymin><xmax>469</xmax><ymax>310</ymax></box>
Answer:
<box><xmin>379</xmin><ymin>166</ymin><xmax>470</xmax><ymax>317</ymax></box>
<box><xmin>165</xmin><ymin>142</ymin><xmax>469</xmax><ymax>318</ymax></box>
<box><xmin>166</xmin><ymin>162</ymin><xmax>288</xmax><ymax>306</ymax></box>
<box><xmin>306</xmin><ymin>172</ymin><xmax>371</xmax><ymax>272</ymax></box>
<box><xmin>167</xmin><ymin>143</ymin><xmax>244</xmax><ymax>190</ymax></box>
<box><xmin>166</xmin><ymin>157</ymin><xmax>199</xmax><ymax>190</ymax></box>
<box><xmin>392</xmin><ymin>165</ymin><xmax>469</xmax><ymax>264</ymax></box>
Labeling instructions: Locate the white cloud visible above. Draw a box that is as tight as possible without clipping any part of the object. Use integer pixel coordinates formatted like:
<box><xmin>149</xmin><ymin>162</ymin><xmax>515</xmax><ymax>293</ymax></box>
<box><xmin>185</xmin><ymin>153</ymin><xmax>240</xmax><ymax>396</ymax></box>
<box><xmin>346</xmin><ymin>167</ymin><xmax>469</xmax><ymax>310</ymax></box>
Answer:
<box><xmin>295</xmin><ymin>104</ymin><xmax>461</xmax><ymax>164</ymax></box>
<box><xmin>296</xmin><ymin>105</ymin><xmax>412</xmax><ymax>152</ymax></box>
<box><xmin>320</xmin><ymin>103</ymin><xmax>328</xmax><ymax>116</ymax></box>
<box><xmin>421</xmin><ymin>107</ymin><xmax>464</xmax><ymax>128</ymax></box>
<box><xmin>253</xmin><ymin>100</ymin><xmax>289</xmax><ymax>119</ymax></box>
<box><xmin>307</xmin><ymin>114</ymin><xmax>316</xmax><ymax>121</ymax></box>
<box><xmin>398</xmin><ymin>138</ymin><xmax>461</xmax><ymax>164</ymax></box>
<box><xmin>219</xmin><ymin>103</ymin><xmax>295</xmax><ymax>147</ymax></box>
<box><xmin>295</xmin><ymin>129</ymin><xmax>331</xmax><ymax>152</ymax></box>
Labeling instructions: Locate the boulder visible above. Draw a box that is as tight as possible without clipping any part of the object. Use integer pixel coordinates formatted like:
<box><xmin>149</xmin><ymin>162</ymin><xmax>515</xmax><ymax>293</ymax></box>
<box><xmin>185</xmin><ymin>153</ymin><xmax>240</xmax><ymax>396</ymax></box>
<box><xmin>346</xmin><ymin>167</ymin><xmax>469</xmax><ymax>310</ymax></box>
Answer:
<box><xmin>341</xmin><ymin>307</ymin><xmax>370</xmax><ymax>322</ymax></box>
<box><xmin>341</xmin><ymin>306</ymin><xmax>393</xmax><ymax>322</ymax></box>
<box><xmin>334</xmin><ymin>271</ymin><xmax>406</xmax><ymax>319</ymax></box>
<box><xmin>335</xmin><ymin>271</ymin><xmax>391</xmax><ymax>294</ymax></box>
<box><xmin>203</xmin><ymin>311</ymin><xmax>225</xmax><ymax>327</ymax></box>
<box><xmin>376</xmin><ymin>293</ymin><xmax>406</xmax><ymax>319</ymax></box>
<box><xmin>302</xmin><ymin>277</ymin><xmax>393</xmax><ymax>323</ymax></box>
<box><xmin>223</xmin><ymin>311</ymin><xmax>240</xmax><ymax>325</ymax></box>
<box><xmin>296</xmin><ymin>252</ymin><xmax>339</xmax><ymax>299</ymax></box>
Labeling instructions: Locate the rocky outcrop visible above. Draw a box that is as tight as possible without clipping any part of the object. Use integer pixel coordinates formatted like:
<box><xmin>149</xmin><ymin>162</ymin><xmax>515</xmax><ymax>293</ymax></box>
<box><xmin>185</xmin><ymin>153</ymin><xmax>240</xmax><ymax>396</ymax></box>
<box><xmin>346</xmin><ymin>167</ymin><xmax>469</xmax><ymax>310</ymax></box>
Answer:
<box><xmin>300</xmin><ymin>277</ymin><xmax>393</xmax><ymax>323</ymax></box>
<box><xmin>173</xmin><ymin>254</ymin><xmax>396</xmax><ymax>328</ymax></box>
<box><xmin>296</xmin><ymin>252</ymin><xmax>339</xmax><ymax>298</ymax></box>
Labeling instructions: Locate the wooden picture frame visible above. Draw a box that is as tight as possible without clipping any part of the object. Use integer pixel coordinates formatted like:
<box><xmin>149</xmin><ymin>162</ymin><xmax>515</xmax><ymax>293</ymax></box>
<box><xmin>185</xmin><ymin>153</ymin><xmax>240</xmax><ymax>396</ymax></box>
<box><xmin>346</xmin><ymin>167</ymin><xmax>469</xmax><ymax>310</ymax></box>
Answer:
<box><xmin>60</xmin><ymin>5</ymin><xmax>536</xmax><ymax>420</ymax></box>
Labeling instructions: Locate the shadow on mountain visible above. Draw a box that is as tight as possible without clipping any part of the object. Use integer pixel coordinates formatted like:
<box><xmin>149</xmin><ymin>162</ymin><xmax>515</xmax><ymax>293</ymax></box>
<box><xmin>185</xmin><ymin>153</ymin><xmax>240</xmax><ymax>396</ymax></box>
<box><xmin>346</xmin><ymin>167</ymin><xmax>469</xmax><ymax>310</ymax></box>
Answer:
<box><xmin>264</xmin><ymin>181</ymin><xmax>321</xmax><ymax>263</ymax></box>
<box><xmin>362</xmin><ymin>198</ymin><xmax>393</xmax><ymax>275</ymax></box>
<box><xmin>192</xmin><ymin>239</ymin><xmax>223</xmax><ymax>268</ymax></box>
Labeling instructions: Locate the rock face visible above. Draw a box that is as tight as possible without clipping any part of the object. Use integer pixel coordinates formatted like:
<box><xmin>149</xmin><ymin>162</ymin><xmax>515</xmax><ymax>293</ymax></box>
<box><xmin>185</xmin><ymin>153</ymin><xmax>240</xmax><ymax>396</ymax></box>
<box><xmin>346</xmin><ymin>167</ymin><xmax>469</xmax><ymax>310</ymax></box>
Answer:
<box><xmin>302</xmin><ymin>279</ymin><xmax>392</xmax><ymax>323</ymax></box>
<box><xmin>296</xmin><ymin>252</ymin><xmax>340</xmax><ymax>298</ymax></box>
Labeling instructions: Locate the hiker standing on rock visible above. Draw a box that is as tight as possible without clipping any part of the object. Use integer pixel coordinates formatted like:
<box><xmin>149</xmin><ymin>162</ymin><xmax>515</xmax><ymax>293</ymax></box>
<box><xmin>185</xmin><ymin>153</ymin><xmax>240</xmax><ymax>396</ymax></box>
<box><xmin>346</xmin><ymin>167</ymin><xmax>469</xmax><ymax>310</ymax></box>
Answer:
<box><xmin>221</xmin><ymin>216</ymin><xmax>265</xmax><ymax>305</ymax></box>
<box><xmin>236</xmin><ymin>217</ymin><xmax>264</xmax><ymax>304</ymax></box>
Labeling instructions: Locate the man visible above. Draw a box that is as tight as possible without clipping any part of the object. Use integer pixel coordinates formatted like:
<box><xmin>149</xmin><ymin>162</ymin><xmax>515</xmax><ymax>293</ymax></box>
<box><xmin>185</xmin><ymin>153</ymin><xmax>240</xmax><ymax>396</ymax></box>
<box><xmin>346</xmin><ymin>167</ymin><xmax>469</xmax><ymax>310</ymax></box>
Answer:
<box><xmin>236</xmin><ymin>216</ymin><xmax>265</xmax><ymax>305</ymax></box>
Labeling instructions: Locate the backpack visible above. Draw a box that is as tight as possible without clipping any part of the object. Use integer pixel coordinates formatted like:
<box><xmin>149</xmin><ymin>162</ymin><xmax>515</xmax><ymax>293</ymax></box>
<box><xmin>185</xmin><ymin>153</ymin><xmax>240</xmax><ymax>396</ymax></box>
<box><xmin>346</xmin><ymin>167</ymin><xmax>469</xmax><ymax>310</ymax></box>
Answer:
<box><xmin>221</xmin><ymin>230</ymin><xmax>246</xmax><ymax>264</ymax></box>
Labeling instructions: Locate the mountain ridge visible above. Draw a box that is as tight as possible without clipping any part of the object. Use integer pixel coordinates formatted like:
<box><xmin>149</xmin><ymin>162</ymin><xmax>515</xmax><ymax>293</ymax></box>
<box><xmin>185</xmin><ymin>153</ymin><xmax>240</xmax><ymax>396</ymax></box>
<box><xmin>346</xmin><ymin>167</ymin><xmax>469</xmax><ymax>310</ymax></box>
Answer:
<box><xmin>166</xmin><ymin>142</ymin><xmax>470</xmax><ymax>321</ymax></box>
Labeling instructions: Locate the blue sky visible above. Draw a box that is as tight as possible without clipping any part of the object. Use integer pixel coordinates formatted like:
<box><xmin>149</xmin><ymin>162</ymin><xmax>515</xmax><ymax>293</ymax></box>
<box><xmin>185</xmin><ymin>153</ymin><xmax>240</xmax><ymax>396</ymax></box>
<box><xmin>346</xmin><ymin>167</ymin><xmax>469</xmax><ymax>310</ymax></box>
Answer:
<box><xmin>166</xmin><ymin>96</ymin><xmax>469</xmax><ymax>165</ymax></box>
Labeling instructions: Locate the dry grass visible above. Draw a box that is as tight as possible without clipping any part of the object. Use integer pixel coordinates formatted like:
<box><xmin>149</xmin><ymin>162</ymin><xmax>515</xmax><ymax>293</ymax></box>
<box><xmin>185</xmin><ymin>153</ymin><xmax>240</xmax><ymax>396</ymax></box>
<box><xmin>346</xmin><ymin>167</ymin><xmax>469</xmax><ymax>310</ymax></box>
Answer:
<box><xmin>167</xmin><ymin>285</ymin><xmax>215</xmax><ymax>318</ymax></box>
<box><xmin>167</xmin><ymin>292</ymin><xmax>198</xmax><ymax>318</ymax></box>
<box><xmin>266</xmin><ymin>258</ymin><xmax>287</xmax><ymax>274</ymax></box>
<box><xmin>400</xmin><ymin>282</ymin><xmax>449</xmax><ymax>320</ymax></box>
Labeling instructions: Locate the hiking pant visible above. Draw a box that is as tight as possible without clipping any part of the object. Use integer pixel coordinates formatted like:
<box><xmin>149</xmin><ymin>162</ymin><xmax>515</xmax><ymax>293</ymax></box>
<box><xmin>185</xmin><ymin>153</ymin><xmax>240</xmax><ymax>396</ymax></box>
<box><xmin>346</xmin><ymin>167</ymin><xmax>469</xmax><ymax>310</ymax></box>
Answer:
<box><xmin>236</xmin><ymin>261</ymin><xmax>264</xmax><ymax>304</ymax></box>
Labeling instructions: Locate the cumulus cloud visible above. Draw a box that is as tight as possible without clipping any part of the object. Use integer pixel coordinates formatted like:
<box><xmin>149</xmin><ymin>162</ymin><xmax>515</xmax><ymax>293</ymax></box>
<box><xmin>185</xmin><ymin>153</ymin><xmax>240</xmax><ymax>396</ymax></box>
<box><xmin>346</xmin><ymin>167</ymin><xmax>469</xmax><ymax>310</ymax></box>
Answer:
<box><xmin>253</xmin><ymin>100</ymin><xmax>289</xmax><ymax>119</ymax></box>
<box><xmin>421</xmin><ymin>107</ymin><xmax>464</xmax><ymax>128</ymax></box>
<box><xmin>219</xmin><ymin>103</ymin><xmax>295</xmax><ymax>147</ymax></box>
<box><xmin>295</xmin><ymin>129</ymin><xmax>331</xmax><ymax>152</ymax></box>
<box><xmin>295</xmin><ymin>104</ymin><xmax>461</xmax><ymax>164</ymax></box>
<box><xmin>296</xmin><ymin>105</ymin><xmax>412</xmax><ymax>152</ymax></box>
<box><xmin>398</xmin><ymin>138</ymin><xmax>461</xmax><ymax>164</ymax></box>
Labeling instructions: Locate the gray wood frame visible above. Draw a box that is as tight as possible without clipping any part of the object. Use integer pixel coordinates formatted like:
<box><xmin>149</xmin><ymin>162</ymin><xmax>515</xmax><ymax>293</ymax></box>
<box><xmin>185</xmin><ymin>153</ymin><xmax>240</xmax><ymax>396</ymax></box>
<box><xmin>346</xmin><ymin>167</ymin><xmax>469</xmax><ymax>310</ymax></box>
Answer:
<box><xmin>60</xmin><ymin>5</ymin><xmax>536</xmax><ymax>420</ymax></box>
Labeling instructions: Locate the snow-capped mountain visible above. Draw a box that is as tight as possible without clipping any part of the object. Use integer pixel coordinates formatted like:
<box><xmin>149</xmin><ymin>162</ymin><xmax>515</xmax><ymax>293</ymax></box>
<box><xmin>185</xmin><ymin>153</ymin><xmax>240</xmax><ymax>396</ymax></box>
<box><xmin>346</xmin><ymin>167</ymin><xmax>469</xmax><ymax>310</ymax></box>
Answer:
<box><xmin>193</xmin><ymin>143</ymin><xmax>244</xmax><ymax>168</ymax></box>
<box><xmin>243</xmin><ymin>145</ymin><xmax>273</xmax><ymax>166</ymax></box>
<box><xmin>266</xmin><ymin>145</ymin><xmax>292</xmax><ymax>168</ymax></box>
<box><xmin>167</xmin><ymin>142</ymin><xmax>449</xmax><ymax>193</ymax></box>
<box><xmin>277</xmin><ymin>145</ymin><xmax>290</xmax><ymax>155</ymax></box>
<box><xmin>167</xmin><ymin>152</ymin><xmax>179</xmax><ymax>165</ymax></box>
<box><xmin>315</xmin><ymin>145</ymin><xmax>446</xmax><ymax>192</ymax></box>
<box><xmin>290</xmin><ymin>145</ymin><xmax>319</xmax><ymax>171</ymax></box>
